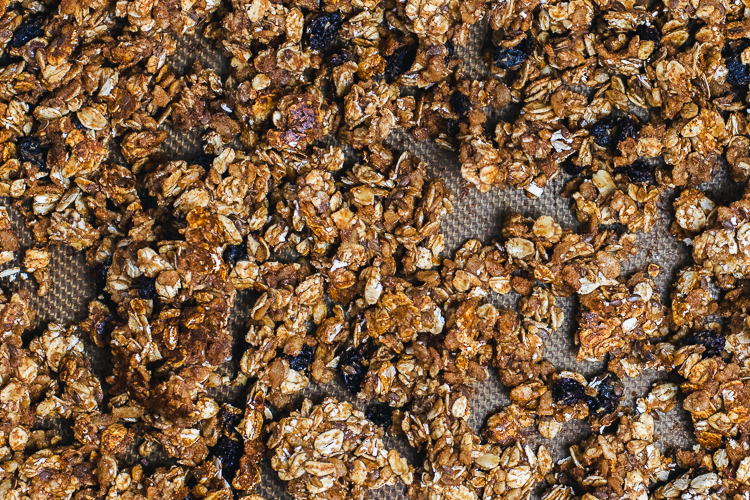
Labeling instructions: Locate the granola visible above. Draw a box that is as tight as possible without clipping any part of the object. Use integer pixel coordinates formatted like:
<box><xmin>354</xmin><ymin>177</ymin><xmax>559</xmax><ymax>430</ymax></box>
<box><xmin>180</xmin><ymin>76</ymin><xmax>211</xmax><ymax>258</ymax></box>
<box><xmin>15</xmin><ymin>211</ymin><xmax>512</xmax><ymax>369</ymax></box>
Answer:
<box><xmin>267</xmin><ymin>397</ymin><xmax>413</xmax><ymax>500</ymax></box>
<box><xmin>3</xmin><ymin>0</ymin><xmax>750</xmax><ymax>496</ymax></box>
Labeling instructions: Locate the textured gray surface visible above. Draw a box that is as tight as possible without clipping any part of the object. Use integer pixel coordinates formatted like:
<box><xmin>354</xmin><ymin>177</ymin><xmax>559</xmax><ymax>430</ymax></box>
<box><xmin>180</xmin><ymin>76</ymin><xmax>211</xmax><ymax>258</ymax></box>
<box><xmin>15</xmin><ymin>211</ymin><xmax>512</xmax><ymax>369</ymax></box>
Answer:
<box><xmin>0</xmin><ymin>17</ymin><xmax>721</xmax><ymax>500</ymax></box>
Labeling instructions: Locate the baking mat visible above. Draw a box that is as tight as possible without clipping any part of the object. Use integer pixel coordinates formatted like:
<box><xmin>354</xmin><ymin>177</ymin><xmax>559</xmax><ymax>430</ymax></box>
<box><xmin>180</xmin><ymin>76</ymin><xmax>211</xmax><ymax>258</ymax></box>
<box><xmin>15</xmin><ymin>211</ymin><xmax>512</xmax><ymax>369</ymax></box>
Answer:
<box><xmin>2</xmin><ymin>14</ymin><xmax>740</xmax><ymax>500</ymax></box>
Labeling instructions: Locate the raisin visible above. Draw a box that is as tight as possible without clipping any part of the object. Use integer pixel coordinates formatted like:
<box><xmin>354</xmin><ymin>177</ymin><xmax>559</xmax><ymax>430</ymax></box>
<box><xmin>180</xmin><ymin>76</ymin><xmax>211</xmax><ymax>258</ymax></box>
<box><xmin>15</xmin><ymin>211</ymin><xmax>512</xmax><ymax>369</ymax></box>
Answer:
<box><xmin>340</xmin><ymin>343</ymin><xmax>370</xmax><ymax>393</ymax></box>
<box><xmin>284</xmin><ymin>343</ymin><xmax>315</xmax><ymax>372</ymax></box>
<box><xmin>18</xmin><ymin>137</ymin><xmax>48</xmax><ymax>170</ymax></box>
<box><xmin>445</xmin><ymin>118</ymin><xmax>460</xmax><ymax>138</ymax></box>
<box><xmin>494</xmin><ymin>34</ymin><xmax>532</xmax><ymax>69</ymax></box>
<box><xmin>329</xmin><ymin>50</ymin><xmax>353</xmax><ymax>69</ymax></box>
<box><xmin>444</xmin><ymin>40</ymin><xmax>455</xmax><ymax>63</ymax></box>
<box><xmin>189</xmin><ymin>153</ymin><xmax>216</xmax><ymax>170</ymax></box>
<box><xmin>211</xmin><ymin>437</ymin><xmax>242</xmax><ymax>481</ymax></box>
<box><xmin>725</xmin><ymin>40</ymin><xmax>750</xmax><ymax>87</ymax></box>
<box><xmin>635</xmin><ymin>24</ymin><xmax>661</xmax><ymax>43</ymax></box>
<box><xmin>96</xmin><ymin>257</ymin><xmax>112</xmax><ymax>293</ymax></box>
<box><xmin>11</xmin><ymin>17</ymin><xmax>44</xmax><ymax>49</ymax></box>
<box><xmin>683</xmin><ymin>330</ymin><xmax>726</xmax><ymax>357</ymax></box>
<box><xmin>615</xmin><ymin>116</ymin><xmax>640</xmax><ymax>145</ymax></box>
<box><xmin>138</xmin><ymin>277</ymin><xmax>157</xmax><ymax>300</ymax></box>
<box><xmin>218</xmin><ymin>405</ymin><xmax>243</xmax><ymax>434</ymax></box>
<box><xmin>365</xmin><ymin>403</ymin><xmax>394</xmax><ymax>429</ymax></box>
<box><xmin>450</xmin><ymin>92</ymin><xmax>472</xmax><ymax>115</ymax></box>
<box><xmin>613</xmin><ymin>160</ymin><xmax>654</xmax><ymax>183</ymax></box>
<box><xmin>561</xmin><ymin>158</ymin><xmax>584</xmax><ymax>176</ymax></box>
<box><xmin>590</xmin><ymin>115</ymin><xmax>618</xmax><ymax>149</ymax></box>
<box><xmin>305</xmin><ymin>12</ymin><xmax>342</xmax><ymax>51</ymax></box>
<box><xmin>587</xmin><ymin>373</ymin><xmax>623</xmax><ymax>417</ymax></box>
<box><xmin>223</xmin><ymin>243</ymin><xmax>247</xmax><ymax>266</ymax></box>
<box><xmin>552</xmin><ymin>378</ymin><xmax>586</xmax><ymax>406</ymax></box>
<box><xmin>384</xmin><ymin>44</ymin><xmax>418</xmax><ymax>82</ymax></box>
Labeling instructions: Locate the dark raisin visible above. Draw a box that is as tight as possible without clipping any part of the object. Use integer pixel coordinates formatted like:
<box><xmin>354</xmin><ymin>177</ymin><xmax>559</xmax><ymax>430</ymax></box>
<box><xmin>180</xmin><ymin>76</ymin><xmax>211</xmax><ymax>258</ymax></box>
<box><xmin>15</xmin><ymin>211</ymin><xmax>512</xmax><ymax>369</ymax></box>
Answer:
<box><xmin>613</xmin><ymin>160</ymin><xmax>654</xmax><ymax>184</ymax></box>
<box><xmin>189</xmin><ymin>153</ymin><xmax>217</xmax><ymax>170</ymax></box>
<box><xmin>223</xmin><ymin>243</ymin><xmax>247</xmax><ymax>266</ymax></box>
<box><xmin>445</xmin><ymin>118</ymin><xmax>460</xmax><ymax>138</ymax></box>
<box><xmin>218</xmin><ymin>405</ymin><xmax>243</xmax><ymax>433</ymax></box>
<box><xmin>590</xmin><ymin>115</ymin><xmax>618</xmax><ymax>149</ymax></box>
<box><xmin>494</xmin><ymin>35</ymin><xmax>532</xmax><ymax>69</ymax></box>
<box><xmin>340</xmin><ymin>343</ymin><xmax>370</xmax><ymax>393</ymax></box>
<box><xmin>450</xmin><ymin>92</ymin><xmax>472</xmax><ymax>115</ymax></box>
<box><xmin>635</xmin><ymin>24</ymin><xmax>661</xmax><ymax>43</ymax></box>
<box><xmin>552</xmin><ymin>378</ymin><xmax>586</xmax><ymax>406</ymax></box>
<box><xmin>384</xmin><ymin>44</ymin><xmax>418</xmax><ymax>82</ymax></box>
<box><xmin>615</xmin><ymin>116</ymin><xmax>640</xmax><ymax>145</ymax></box>
<box><xmin>365</xmin><ymin>403</ymin><xmax>394</xmax><ymax>429</ymax></box>
<box><xmin>284</xmin><ymin>343</ymin><xmax>315</xmax><ymax>372</ymax></box>
<box><xmin>561</xmin><ymin>158</ymin><xmax>584</xmax><ymax>176</ymax></box>
<box><xmin>305</xmin><ymin>12</ymin><xmax>342</xmax><ymax>51</ymax></box>
<box><xmin>329</xmin><ymin>50</ymin><xmax>353</xmax><ymax>68</ymax></box>
<box><xmin>726</xmin><ymin>40</ymin><xmax>750</xmax><ymax>87</ymax></box>
<box><xmin>683</xmin><ymin>330</ymin><xmax>726</xmax><ymax>357</ymax></box>
<box><xmin>587</xmin><ymin>373</ymin><xmax>623</xmax><ymax>417</ymax></box>
<box><xmin>211</xmin><ymin>437</ymin><xmax>242</xmax><ymax>481</ymax></box>
<box><xmin>96</xmin><ymin>257</ymin><xmax>112</xmax><ymax>292</ymax></box>
<box><xmin>138</xmin><ymin>277</ymin><xmax>157</xmax><ymax>300</ymax></box>
<box><xmin>444</xmin><ymin>40</ymin><xmax>455</xmax><ymax>63</ymax></box>
<box><xmin>11</xmin><ymin>17</ymin><xmax>44</xmax><ymax>49</ymax></box>
<box><xmin>94</xmin><ymin>314</ymin><xmax>114</xmax><ymax>341</ymax></box>
<box><xmin>138</xmin><ymin>189</ymin><xmax>159</xmax><ymax>211</ymax></box>
<box><xmin>18</xmin><ymin>137</ymin><xmax>48</xmax><ymax>171</ymax></box>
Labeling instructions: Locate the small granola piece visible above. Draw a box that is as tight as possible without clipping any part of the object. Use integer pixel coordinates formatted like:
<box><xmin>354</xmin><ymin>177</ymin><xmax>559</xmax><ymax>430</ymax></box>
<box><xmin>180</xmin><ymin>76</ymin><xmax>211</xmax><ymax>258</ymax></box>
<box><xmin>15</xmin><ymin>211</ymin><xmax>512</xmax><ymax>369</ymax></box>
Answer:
<box><xmin>544</xmin><ymin>413</ymin><xmax>673</xmax><ymax>499</ymax></box>
<box><xmin>576</xmin><ymin>272</ymin><xmax>668</xmax><ymax>363</ymax></box>
<box><xmin>268</xmin><ymin>397</ymin><xmax>413</xmax><ymax>499</ymax></box>
<box><xmin>23</xmin><ymin>247</ymin><xmax>51</xmax><ymax>296</ymax></box>
<box><xmin>672</xmin><ymin>188</ymin><xmax>716</xmax><ymax>237</ymax></box>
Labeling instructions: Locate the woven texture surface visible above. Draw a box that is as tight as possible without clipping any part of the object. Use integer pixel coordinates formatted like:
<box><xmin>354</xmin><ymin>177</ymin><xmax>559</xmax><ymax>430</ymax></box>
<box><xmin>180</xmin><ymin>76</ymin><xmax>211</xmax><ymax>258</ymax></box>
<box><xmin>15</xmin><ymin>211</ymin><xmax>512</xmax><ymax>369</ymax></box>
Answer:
<box><xmin>2</xmin><ymin>18</ymin><xmax>733</xmax><ymax>500</ymax></box>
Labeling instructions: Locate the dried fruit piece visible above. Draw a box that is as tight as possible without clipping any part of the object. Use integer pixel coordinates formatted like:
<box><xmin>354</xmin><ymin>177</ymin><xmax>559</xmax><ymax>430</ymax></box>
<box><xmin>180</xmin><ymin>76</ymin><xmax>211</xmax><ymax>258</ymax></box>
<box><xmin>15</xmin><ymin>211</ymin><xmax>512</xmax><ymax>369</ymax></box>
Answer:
<box><xmin>305</xmin><ymin>12</ymin><xmax>342</xmax><ymax>51</ymax></box>
<box><xmin>635</xmin><ymin>24</ymin><xmax>660</xmax><ymax>43</ymax></box>
<box><xmin>562</xmin><ymin>158</ymin><xmax>584</xmax><ymax>175</ymax></box>
<box><xmin>18</xmin><ymin>137</ymin><xmax>48</xmax><ymax>170</ymax></box>
<box><xmin>211</xmin><ymin>436</ymin><xmax>243</xmax><ymax>481</ymax></box>
<box><xmin>385</xmin><ymin>45</ymin><xmax>418</xmax><ymax>82</ymax></box>
<box><xmin>365</xmin><ymin>403</ymin><xmax>394</xmax><ymax>429</ymax></box>
<box><xmin>551</xmin><ymin>378</ymin><xmax>585</xmax><ymax>406</ymax></box>
<box><xmin>683</xmin><ymin>330</ymin><xmax>726</xmax><ymax>357</ymax></box>
<box><xmin>138</xmin><ymin>277</ymin><xmax>157</xmax><ymax>300</ymax></box>
<box><xmin>725</xmin><ymin>40</ymin><xmax>750</xmax><ymax>87</ymax></box>
<box><xmin>615</xmin><ymin>116</ymin><xmax>640</xmax><ymax>146</ymax></box>
<box><xmin>11</xmin><ymin>17</ymin><xmax>44</xmax><ymax>48</ymax></box>
<box><xmin>339</xmin><ymin>343</ymin><xmax>370</xmax><ymax>393</ymax></box>
<box><xmin>223</xmin><ymin>243</ymin><xmax>247</xmax><ymax>266</ymax></box>
<box><xmin>613</xmin><ymin>160</ymin><xmax>654</xmax><ymax>183</ymax></box>
<box><xmin>586</xmin><ymin>373</ymin><xmax>623</xmax><ymax>419</ymax></box>
<box><xmin>450</xmin><ymin>92</ymin><xmax>471</xmax><ymax>115</ymax></box>
<box><xmin>284</xmin><ymin>343</ymin><xmax>315</xmax><ymax>372</ymax></box>
<box><xmin>494</xmin><ymin>35</ymin><xmax>532</xmax><ymax>69</ymax></box>
<box><xmin>591</xmin><ymin>116</ymin><xmax>619</xmax><ymax>149</ymax></box>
